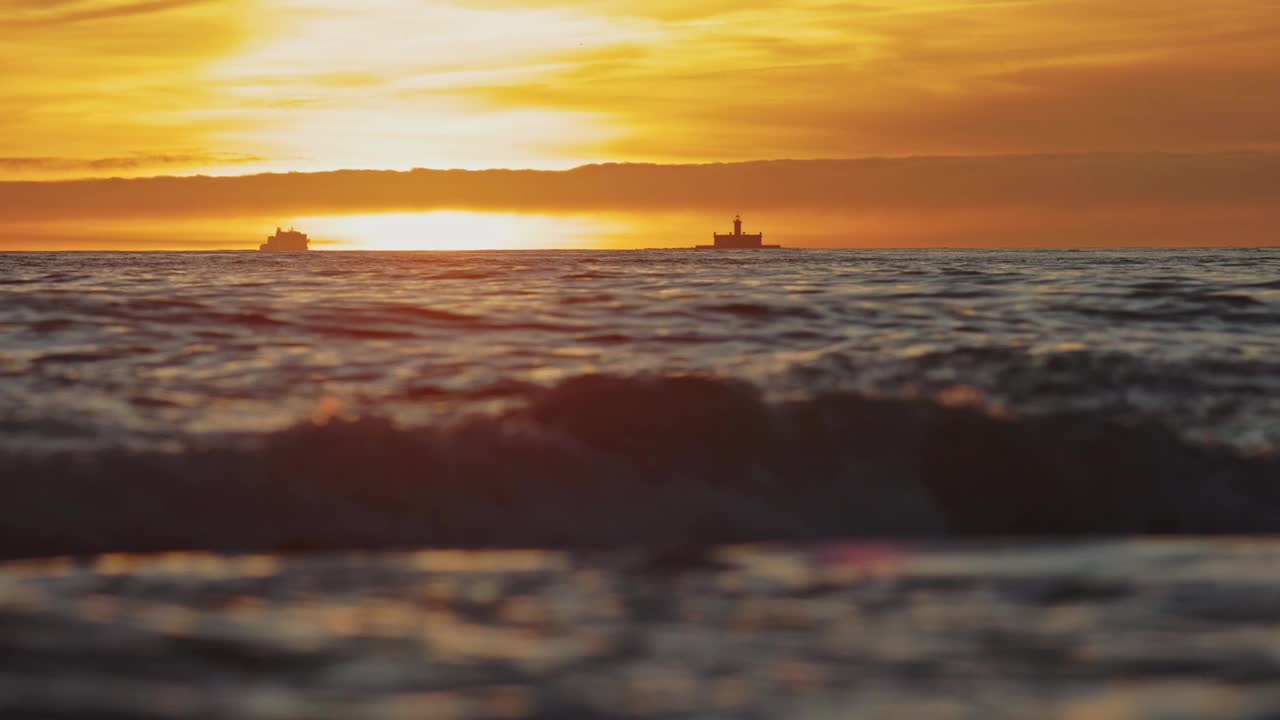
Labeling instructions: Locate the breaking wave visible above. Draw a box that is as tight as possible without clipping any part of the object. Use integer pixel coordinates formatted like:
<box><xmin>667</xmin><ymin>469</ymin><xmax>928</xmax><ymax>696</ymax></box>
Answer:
<box><xmin>3</xmin><ymin>374</ymin><xmax>1277</xmax><ymax>560</ymax></box>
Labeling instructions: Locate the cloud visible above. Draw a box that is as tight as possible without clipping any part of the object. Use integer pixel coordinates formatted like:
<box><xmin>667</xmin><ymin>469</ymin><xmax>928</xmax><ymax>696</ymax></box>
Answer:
<box><xmin>462</xmin><ymin>0</ymin><xmax>1280</xmax><ymax>161</ymax></box>
<box><xmin>0</xmin><ymin>153</ymin><xmax>263</xmax><ymax>172</ymax></box>
<box><xmin>0</xmin><ymin>0</ymin><xmax>214</xmax><ymax>26</ymax></box>
<box><xmin>1</xmin><ymin>152</ymin><xmax>1275</xmax><ymax>216</ymax></box>
<box><xmin>2</xmin><ymin>153</ymin><xmax>1276</xmax><ymax>249</ymax></box>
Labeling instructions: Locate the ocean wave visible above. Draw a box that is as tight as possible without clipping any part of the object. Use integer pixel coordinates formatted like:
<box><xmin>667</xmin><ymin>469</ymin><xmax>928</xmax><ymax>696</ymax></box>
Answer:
<box><xmin>3</xmin><ymin>374</ymin><xmax>1277</xmax><ymax>560</ymax></box>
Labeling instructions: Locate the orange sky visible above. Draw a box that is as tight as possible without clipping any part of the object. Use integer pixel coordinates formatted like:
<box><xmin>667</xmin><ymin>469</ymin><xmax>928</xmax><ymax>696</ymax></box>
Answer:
<box><xmin>5</xmin><ymin>0</ymin><xmax>1279</xmax><ymax>178</ymax></box>
<box><xmin>1</xmin><ymin>0</ymin><xmax>1278</xmax><ymax>248</ymax></box>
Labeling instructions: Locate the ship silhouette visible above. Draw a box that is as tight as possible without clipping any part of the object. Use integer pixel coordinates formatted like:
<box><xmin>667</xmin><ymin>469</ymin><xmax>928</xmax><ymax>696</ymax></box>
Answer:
<box><xmin>696</xmin><ymin>215</ymin><xmax>780</xmax><ymax>249</ymax></box>
<box><xmin>260</xmin><ymin>227</ymin><xmax>309</xmax><ymax>251</ymax></box>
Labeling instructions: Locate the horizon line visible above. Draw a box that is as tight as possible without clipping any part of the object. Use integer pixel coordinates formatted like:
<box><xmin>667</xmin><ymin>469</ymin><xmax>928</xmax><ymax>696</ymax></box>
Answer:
<box><xmin>5</xmin><ymin>245</ymin><xmax>1279</xmax><ymax>253</ymax></box>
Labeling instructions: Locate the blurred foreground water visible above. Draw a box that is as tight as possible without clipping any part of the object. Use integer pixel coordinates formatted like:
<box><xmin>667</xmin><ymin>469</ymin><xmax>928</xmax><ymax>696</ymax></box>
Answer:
<box><xmin>5</xmin><ymin>541</ymin><xmax>1280</xmax><ymax>719</ymax></box>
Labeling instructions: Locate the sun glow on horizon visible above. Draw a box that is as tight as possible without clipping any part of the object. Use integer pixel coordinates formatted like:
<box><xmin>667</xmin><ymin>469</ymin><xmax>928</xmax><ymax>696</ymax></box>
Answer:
<box><xmin>296</xmin><ymin>211</ymin><xmax>625</xmax><ymax>251</ymax></box>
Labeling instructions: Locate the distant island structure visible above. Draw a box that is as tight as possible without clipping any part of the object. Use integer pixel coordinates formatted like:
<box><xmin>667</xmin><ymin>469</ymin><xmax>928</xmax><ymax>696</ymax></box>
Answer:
<box><xmin>696</xmin><ymin>215</ymin><xmax>781</xmax><ymax>249</ymax></box>
<box><xmin>260</xmin><ymin>227</ymin><xmax>309</xmax><ymax>251</ymax></box>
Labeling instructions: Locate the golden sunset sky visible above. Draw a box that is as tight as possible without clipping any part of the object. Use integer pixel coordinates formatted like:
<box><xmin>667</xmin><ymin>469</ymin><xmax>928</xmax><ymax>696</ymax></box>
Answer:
<box><xmin>6</xmin><ymin>0</ymin><xmax>1278</xmax><ymax>177</ymax></box>
<box><xmin>2</xmin><ymin>0</ymin><xmax>1278</xmax><ymax>248</ymax></box>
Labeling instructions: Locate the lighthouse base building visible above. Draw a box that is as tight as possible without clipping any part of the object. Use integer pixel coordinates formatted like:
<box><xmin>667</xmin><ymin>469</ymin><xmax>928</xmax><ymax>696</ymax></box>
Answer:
<box><xmin>696</xmin><ymin>215</ymin><xmax>781</xmax><ymax>249</ymax></box>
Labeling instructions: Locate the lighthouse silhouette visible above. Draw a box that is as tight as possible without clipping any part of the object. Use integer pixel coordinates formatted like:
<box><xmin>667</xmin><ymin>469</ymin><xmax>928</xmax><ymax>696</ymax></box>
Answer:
<box><xmin>698</xmin><ymin>214</ymin><xmax>779</xmax><ymax>249</ymax></box>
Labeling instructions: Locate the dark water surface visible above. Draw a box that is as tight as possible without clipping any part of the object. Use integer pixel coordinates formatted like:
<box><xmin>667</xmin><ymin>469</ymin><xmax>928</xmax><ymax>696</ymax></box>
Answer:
<box><xmin>2</xmin><ymin>249</ymin><xmax>1279</xmax><ymax>553</ymax></box>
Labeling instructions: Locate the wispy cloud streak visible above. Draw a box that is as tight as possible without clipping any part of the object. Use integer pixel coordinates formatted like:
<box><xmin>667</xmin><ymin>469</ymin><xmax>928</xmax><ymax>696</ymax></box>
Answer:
<box><xmin>1</xmin><ymin>0</ymin><xmax>214</xmax><ymax>26</ymax></box>
<box><xmin>0</xmin><ymin>153</ymin><xmax>262</xmax><ymax>172</ymax></box>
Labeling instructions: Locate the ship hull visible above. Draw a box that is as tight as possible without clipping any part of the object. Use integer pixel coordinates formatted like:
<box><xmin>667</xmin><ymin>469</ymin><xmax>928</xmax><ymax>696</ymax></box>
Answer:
<box><xmin>260</xmin><ymin>227</ymin><xmax>310</xmax><ymax>251</ymax></box>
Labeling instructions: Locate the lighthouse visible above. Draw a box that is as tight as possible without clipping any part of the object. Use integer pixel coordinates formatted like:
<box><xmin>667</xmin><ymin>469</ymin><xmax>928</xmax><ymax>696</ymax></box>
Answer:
<box><xmin>696</xmin><ymin>214</ymin><xmax>781</xmax><ymax>249</ymax></box>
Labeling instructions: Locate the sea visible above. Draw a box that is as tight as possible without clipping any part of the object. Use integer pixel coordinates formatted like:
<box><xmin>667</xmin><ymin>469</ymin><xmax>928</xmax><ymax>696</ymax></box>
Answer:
<box><xmin>2</xmin><ymin>247</ymin><xmax>1279</xmax><ymax>555</ymax></box>
<box><xmin>5</xmin><ymin>247</ymin><xmax>1280</xmax><ymax>718</ymax></box>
